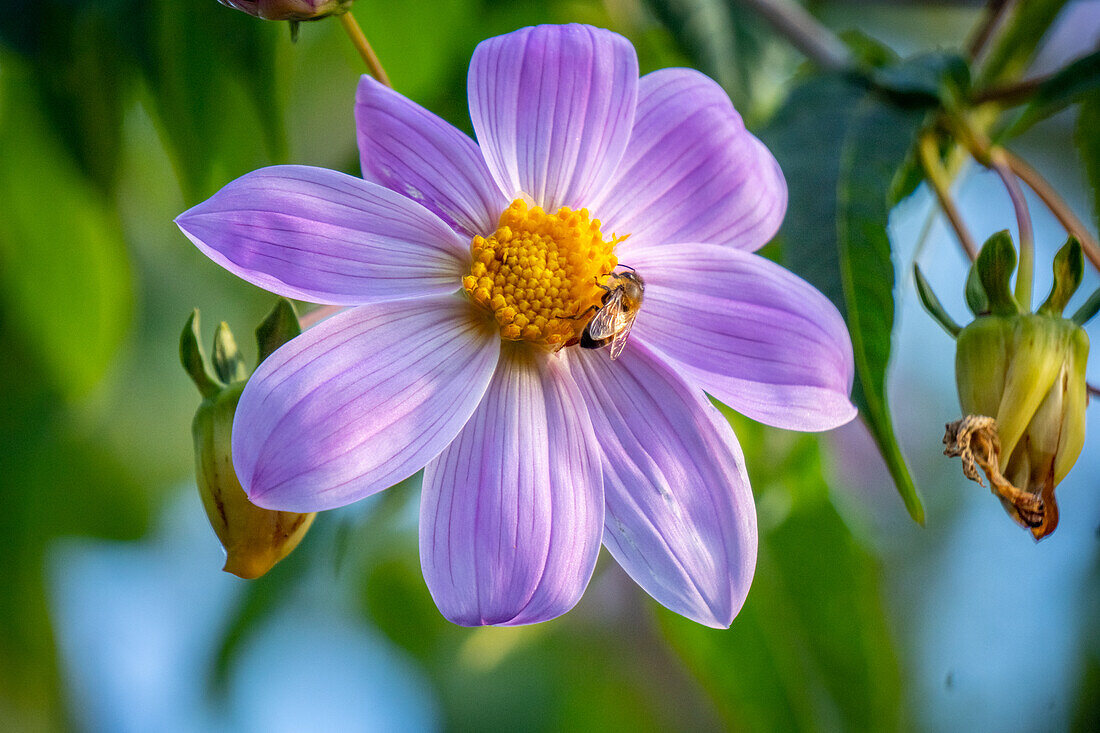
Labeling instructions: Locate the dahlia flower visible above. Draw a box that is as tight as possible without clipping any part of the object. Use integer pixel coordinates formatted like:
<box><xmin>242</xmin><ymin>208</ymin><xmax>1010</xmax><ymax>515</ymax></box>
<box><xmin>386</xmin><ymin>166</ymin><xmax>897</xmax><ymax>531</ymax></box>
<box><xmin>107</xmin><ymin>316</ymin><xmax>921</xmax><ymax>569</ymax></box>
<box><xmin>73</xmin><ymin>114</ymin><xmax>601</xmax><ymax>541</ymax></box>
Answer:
<box><xmin>176</xmin><ymin>23</ymin><xmax>855</xmax><ymax>627</ymax></box>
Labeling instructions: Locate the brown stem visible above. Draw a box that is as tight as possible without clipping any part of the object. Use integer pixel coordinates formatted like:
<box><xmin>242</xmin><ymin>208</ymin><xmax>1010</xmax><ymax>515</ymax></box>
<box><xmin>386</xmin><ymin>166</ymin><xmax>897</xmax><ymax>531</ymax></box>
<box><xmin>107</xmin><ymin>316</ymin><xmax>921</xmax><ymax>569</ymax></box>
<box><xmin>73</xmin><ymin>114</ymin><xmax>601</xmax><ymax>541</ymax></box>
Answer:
<box><xmin>732</xmin><ymin>0</ymin><xmax>852</xmax><ymax>72</ymax></box>
<box><xmin>339</xmin><ymin>11</ymin><xmax>392</xmax><ymax>88</ymax></box>
<box><xmin>919</xmin><ymin>132</ymin><xmax>979</xmax><ymax>262</ymax></box>
<box><xmin>967</xmin><ymin>0</ymin><xmax>1012</xmax><ymax>61</ymax></box>
<box><xmin>970</xmin><ymin>76</ymin><xmax>1045</xmax><ymax>107</ymax></box>
<box><xmin>1089</xmin><ymin>382</ymin><xmax>1100</xmax><ymax>399</ymax></box>
<box><xmin>1002</xmin><ymin>150</ymin><xmax>1100</xmax><ymax>272</ymax></box>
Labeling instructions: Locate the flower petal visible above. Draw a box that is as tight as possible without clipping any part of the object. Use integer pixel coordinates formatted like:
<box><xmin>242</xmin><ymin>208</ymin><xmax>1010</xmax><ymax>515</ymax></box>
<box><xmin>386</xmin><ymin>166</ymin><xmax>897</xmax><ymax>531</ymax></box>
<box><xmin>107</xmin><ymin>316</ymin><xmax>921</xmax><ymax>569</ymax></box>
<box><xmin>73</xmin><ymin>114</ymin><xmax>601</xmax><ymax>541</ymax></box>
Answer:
<box><xmin>627</xmin><ymin>243</ymin><xmax>856</xmax><ymax>432</ymax></box>
<box><xmin>570</xmin><ymin>342</ymin><xmax>757</xmax><ymax>628</ymax></box>
<box><xmin>468</xmin><ymin>24</ymin><xmax>638</xmax><ymax>211</ymax></box>
<box><xmin>420</xmin><ymin>346</ymin><xmax>604</xmax><ymax>626</ymax></box>
<box><xmin>594</xmin><ymin>68</ymin><xmax>786</xmax><ymax>253</ymax></box>
<box><xmin>176</xmin><ymin>165</ymin><xmax>469</xmax><ymax>305</ymax></box>
<box><xmin>355</xmin><ymin>76</ymin><xmax>508</xmax><ymax>238</ymax></box>
<box><xmin>234</xmin><ymin>295</ymin><xmax>499</xmax><ymax>511</ymax></box>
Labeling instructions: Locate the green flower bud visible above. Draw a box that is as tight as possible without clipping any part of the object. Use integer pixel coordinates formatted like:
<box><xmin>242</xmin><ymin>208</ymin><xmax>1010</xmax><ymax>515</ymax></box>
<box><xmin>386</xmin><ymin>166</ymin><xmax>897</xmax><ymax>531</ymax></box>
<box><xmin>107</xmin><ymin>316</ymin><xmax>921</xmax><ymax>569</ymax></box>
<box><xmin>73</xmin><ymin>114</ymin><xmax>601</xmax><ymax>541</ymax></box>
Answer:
<box><xmin>953</xmin><ymin>312</ymin><xmax>1088</xmax><ymax>537</ymax></box>
<box><xmin>181</xmin><ymin>300</ymin><xmax>315</xmax><ymax>578</ymax></box>
<box><xmin>922</xmin><ymin>233</ymin><xmax>1092</xmax><ymax>539</ymax></box>
<box><xmin>217</xmin><ymin>0</ymin><xmax>352</xmax><ymax>21</ymax></box>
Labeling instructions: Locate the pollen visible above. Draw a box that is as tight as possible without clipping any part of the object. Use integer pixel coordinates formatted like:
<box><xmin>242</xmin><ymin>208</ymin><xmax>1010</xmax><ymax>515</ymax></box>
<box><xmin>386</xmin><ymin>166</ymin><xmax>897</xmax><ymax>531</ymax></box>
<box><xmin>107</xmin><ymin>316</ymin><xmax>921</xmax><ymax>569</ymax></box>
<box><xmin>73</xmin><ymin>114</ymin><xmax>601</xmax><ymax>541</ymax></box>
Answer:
<box><xmin>463</xmin><ymin>199</ymin><xmax>625</xmax><ymax>347</ymax></box>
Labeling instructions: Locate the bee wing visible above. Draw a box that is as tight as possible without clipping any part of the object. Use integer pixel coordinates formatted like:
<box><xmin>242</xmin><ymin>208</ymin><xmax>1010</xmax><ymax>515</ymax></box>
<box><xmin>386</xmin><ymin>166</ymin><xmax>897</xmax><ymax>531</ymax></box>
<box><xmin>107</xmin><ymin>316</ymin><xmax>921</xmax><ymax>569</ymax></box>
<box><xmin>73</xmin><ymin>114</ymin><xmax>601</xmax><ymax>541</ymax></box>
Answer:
<box><xmin>585</xmin><ymin>289</ymin><xmax>627</xmax><ymax>340</ymax></box>
<box><xmin>607</xmin><ymin>312</ymin><xmax>639</xmax><ymax>360</ymax></box>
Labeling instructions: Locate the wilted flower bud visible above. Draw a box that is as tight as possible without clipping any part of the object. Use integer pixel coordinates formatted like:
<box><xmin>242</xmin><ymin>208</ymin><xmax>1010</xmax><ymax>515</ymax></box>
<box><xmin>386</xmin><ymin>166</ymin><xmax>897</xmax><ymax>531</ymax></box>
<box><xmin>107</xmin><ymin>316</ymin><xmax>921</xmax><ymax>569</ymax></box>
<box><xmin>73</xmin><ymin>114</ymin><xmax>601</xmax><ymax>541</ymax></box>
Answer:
<box><xmin>916</xmin><ymin>232</ymin><xmax>1093</xmax><ymax>539</ymax></box>
<box><xmin>217</xmin><ymin>0</ymin><xmax>352</xmax><ymax>21</ymax></box>
<box><xmin>181</xmin><ymin>300</ymin><xmax>315</xmax><ymax>577</ymax></box>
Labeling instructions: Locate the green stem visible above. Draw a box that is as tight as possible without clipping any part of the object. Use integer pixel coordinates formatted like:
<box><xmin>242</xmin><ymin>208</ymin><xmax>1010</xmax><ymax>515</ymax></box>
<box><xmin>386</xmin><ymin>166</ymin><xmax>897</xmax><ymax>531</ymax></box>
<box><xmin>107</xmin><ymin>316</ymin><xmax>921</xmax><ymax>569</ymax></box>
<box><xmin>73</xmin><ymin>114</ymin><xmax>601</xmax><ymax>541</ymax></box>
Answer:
<box><xmin>989</xmin><ymin>148</ymin><xmax>1034</xmax><ymax>309</ymax></box>
<box><xmin>918</xmin><ymin>132</ymin><xmax>979</xmax><ymax>261</ymax></box>
<box><xmin>339</xmin><ymin>10</ymin><xmax>392</xmax><ymax>87</ymax></box>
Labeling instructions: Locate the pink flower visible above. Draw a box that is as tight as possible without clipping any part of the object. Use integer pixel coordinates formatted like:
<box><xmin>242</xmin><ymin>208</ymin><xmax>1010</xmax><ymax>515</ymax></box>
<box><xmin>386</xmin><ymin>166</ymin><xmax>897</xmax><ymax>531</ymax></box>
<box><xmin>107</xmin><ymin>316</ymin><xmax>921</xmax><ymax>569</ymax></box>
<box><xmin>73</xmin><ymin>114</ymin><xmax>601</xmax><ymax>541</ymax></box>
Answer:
<box><xmin>176</xmin><ymin>24</ymin><xmax>855</xmax><ymax>627</ymax></box>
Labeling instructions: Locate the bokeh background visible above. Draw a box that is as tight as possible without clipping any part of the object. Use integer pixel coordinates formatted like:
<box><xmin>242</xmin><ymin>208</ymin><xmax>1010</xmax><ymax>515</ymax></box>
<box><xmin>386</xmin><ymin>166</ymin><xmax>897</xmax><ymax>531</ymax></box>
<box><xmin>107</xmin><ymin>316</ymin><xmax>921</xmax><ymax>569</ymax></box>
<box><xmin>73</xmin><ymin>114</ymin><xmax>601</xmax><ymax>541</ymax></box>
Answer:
<box><xmin>1</xmin><ymin>1</ymin><xmax>1098</xmax><ymax>730</ymax></box>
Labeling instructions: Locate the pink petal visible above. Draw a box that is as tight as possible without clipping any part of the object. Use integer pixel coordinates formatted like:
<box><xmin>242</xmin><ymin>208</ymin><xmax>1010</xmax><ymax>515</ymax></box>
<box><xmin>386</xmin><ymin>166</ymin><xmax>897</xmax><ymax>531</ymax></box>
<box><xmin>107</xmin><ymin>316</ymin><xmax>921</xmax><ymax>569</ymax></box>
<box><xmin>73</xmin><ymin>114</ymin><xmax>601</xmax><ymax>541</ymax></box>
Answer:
<box><xmin>594</xmin><ymin>68</ymin><xmax>787</xmax><ymax>253</ymax></box>
<box><xmin>468</xmin><ymin>24</ymin><xmax>638</xmax><ymax>211</ymax></box>
<box><xmin>176</xmin><ymin>166</ymin><xmax>468</xmax><ymax>305</ymax></box>
<box><xmin>420</xmin><ymin>347</ymin><xmax>604</xmax><ymax>626</ymax></box>
<box><xmin>355</xmin><ymin>76</ymin><xmax>508</xmax><ymax>238</ymax></box>
<box><xmin>627</xmin><ymin>243</ymin><xmax>856</xmax><ymax>431</ymax></box>
<box><xmin>235</xmin><ymin>295</ymin><xmax>499</xmax><ymax>511</ymax></box>
<box><xmin>570</xmin><ymin>342</ymin><xmax>757</xmax><ymax>628</ymax></box>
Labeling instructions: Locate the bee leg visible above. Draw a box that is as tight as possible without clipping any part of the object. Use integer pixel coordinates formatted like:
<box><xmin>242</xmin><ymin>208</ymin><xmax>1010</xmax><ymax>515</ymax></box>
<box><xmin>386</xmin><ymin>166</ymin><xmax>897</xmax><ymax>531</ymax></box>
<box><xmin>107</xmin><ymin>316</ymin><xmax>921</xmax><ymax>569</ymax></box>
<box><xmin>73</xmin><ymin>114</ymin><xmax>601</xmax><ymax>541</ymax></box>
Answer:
<box><xmin>563</xmin><ymin>304</ymin><xmax>598</xmax><ymax>321</ymax></box>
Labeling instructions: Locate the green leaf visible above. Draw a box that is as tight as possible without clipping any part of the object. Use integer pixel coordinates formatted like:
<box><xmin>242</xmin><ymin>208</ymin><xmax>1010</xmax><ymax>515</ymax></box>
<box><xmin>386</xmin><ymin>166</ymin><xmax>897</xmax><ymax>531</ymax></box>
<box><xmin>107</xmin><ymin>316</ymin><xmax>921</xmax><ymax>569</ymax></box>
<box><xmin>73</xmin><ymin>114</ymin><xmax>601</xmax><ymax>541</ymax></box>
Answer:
<box><xmin>640</xmin><ymin>0</ymin><xmax>770</xmax><ymax>114</ymax></box>
<box><xmin>138</xmin><ymin>0</ymin><xmax>286</xmax><ymax>201</ymax></box>
<box><xmin>871</xmin><ymin>51</ymin><xmax>970</xmax><ymax>106</ymax></box>
<box><xmin>659</xmin><ymin>428</ymin><xmax>900</xmax><ymax>732</ymax></box>
<box><xmin>0</xmin><ymin>2</ymin><xmax>139</xmax><ymax>193</ymax></box>
<box><xmin>1006</xmin><ymin>50</ymin><xmax>1100</xmax><ymax>136</ymax></box>
<box><xmin>762</xmin><ymin>71</ymin><xmax>926</xmax><ymax>523</ymax></box>
<box><xmin>1077</xmin><ymin>91</ymin><xmax>1100</xmax><ymax>232</ymax></box>
<box><xmin>0</xmin><ymin>60</ymin><xmax>133</xmax><ymax>400</ymax></box>
<box><xmin>977</xmin><ymin>0</ymin><xmax>1070</xmax><ymax>89</ymax></box>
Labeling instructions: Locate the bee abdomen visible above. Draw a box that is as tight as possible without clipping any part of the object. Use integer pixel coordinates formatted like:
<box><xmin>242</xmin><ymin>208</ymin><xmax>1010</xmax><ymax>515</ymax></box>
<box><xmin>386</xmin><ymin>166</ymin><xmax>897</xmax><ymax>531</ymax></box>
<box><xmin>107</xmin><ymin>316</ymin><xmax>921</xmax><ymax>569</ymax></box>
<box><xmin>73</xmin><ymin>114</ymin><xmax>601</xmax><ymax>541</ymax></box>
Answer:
<box><xmin>579</xmin><ymin>330</ymin><xmax>610</xmax><ymax>349</ymax></box>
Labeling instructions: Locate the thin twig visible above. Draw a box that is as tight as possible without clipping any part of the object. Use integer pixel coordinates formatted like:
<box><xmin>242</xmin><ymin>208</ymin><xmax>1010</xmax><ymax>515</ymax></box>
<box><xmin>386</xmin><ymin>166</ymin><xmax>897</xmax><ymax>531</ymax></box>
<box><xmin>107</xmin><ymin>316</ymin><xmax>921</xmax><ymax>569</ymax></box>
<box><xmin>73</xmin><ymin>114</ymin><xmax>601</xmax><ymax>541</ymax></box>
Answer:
<box><xmin>1003</xmin><ymin>150</ymin><xmax>1100</xmax><ymax>272</ymax></box>
<box><xmin>970</xmin><ymin>76</ymin><xmax>1045</xmax><ymax>107</ymax></box>
<box><xmin>339</xmin><ymin>11</ymin><xmax>392</xmax><ymax>87</ymax></box>
<box><xmin>989</xmin><ymin>148</ymin><xmax>1034</xmax><ymax>308</ymax></box>
<box><xmin>919</xmin><ymin>132</ymin><xmax>979</xmax><ymax>262</ymax></box>
<box><xmin>967</xmin><ymin>0</ymin><xmax>1012</xmax><ymax>61</ymax></box>
<box><xmin>733</xmin><ymin>0</ymin><xmax>852</xmax><ymax>72</ymax></box>
<box><xmin>1089</xmin><ymin>382</ymin><xmax>1100</xmax><ymax>399</ymax></box>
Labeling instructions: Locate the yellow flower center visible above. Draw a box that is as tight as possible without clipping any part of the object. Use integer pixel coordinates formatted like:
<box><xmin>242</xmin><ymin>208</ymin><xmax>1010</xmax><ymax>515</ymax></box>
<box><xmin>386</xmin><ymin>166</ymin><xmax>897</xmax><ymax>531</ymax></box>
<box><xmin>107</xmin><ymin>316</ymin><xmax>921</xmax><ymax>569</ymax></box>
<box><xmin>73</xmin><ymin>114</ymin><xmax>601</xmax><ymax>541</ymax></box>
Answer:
<box><xmin>462</xmin><ymin>199</ymin><xmax>624</xmax><ymax>347</ymax></box>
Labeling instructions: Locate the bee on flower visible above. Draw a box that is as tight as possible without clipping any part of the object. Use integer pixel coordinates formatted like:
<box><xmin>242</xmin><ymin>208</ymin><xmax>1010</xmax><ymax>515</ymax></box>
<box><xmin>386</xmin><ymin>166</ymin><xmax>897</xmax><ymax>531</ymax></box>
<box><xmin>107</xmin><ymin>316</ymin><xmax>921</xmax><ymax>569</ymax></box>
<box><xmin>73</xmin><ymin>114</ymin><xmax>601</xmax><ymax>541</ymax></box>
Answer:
<box><xmin>176</xmin><ymin>24</ymin><xmax>856</xmax><ymax>627</ymax></box>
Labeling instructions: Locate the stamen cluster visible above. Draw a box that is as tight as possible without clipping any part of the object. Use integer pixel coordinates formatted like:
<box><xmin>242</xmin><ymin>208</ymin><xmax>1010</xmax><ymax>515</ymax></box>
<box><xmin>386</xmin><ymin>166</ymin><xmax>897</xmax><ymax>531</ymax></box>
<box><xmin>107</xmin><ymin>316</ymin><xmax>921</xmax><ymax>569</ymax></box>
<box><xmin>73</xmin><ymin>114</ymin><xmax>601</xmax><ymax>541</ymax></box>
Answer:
<box><xmin>463</xmin><ymin>199</ymin><xmax>622</xmax><ymax>346</ymax></box>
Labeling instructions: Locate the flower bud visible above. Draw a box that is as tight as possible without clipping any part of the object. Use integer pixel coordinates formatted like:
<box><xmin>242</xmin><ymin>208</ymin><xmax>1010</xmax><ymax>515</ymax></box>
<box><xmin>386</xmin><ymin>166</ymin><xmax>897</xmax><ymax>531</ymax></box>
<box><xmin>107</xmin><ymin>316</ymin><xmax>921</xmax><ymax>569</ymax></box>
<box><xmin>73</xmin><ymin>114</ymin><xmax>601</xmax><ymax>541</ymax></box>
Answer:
<box><xmin>217</xmin><ymin>0</ymin><xmax>352</xmax><ymax>21</ymax></box>
<box><xmin>922</xmin><ymin>232</ymin><xmax>1092</xmax><ymax>539</ymax></box>
<box><xmin>181</xmin><ymin>301</ymin><xmax>315</xmax><ymax>577</ymax></box>
<box><xmin>952</xmin><ymin>312</ymin><xmax>1088</xmax><ymax>537</ymax></box>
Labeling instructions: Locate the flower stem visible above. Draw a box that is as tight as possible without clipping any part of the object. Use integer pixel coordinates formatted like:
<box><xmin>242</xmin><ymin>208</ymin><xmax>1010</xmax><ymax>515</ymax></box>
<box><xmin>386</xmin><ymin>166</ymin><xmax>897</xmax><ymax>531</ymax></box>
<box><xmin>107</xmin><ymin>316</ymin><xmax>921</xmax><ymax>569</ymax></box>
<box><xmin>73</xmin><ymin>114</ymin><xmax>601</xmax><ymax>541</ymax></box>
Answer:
<box><xmin>732</xmin><ymin>0</ymin><xmax>851</xmax><ymax>72</ymax></box>
<box><xmin>989</xmin><ymin>148</ymin><xmax>1034</xmax><ymax>309</ymax></box>
<box><xmin>969</xmin><ymin>76</ymin><xmax>1045</xmax><ymax>107</ymax></box>
<box><xmin>1001</xmin><ymin>150</ymin><xmax>1100</xmax><ymax>273</ymax></box>
<box><xmin>966</xmin><ymin>0</ymin><xmax>1011</xmax><ymax>61</ymax></box>
<box><xmin>919</xmin><ymin>132</ymin><xmax>979</xmax><ymax>261</ymax></box>
<box><xmin>339</xmin><ymin>10</ymin><xmax>391</xmax><ymax>88</ymax></box>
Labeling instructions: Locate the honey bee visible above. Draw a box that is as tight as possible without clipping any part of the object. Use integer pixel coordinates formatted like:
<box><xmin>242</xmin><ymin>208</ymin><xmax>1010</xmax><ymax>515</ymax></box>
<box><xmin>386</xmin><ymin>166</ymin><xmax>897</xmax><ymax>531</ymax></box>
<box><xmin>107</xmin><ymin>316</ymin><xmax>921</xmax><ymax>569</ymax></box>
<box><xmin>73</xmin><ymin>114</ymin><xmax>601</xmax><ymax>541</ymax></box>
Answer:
<box><xmin>579</xmin><ymin>268</ymin><xmax>645</xmax><ymax>360</ymax></box>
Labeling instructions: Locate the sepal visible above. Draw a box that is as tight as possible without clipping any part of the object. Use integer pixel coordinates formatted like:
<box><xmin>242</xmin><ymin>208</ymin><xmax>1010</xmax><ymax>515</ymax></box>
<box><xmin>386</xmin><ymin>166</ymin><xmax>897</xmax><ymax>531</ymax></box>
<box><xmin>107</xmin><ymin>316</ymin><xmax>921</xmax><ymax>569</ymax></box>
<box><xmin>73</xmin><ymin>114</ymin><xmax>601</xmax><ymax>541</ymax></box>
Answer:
<box><xmin>913</xmin><ymin>264</ymin><xmax>961</xmax><ymax>337</ymax></box>
<box><xmin>975</xmin><ymin>230</ymin><xmax>1020</xmax><ymax>316</ymax></box>
<box><xmin>181</xmin><ymin>311</ymin><xmax>222</xmax><ymax>399</ymax></box>
<box><xmin>1038</xmin><ymin>237</ymin><xmax>1083</xmax><ymax>317</ymax></box>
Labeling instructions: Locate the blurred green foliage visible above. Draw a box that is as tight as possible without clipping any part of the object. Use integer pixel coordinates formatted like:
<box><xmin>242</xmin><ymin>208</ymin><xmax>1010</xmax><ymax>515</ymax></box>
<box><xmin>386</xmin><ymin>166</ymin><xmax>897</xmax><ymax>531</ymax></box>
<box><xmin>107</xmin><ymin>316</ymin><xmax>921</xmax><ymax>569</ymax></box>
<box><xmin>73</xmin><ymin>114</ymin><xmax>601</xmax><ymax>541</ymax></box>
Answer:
<box><xmin>2</xmin><ymin>0</ymin><xmax>1097</xmax><ymax>730</ymax></box>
